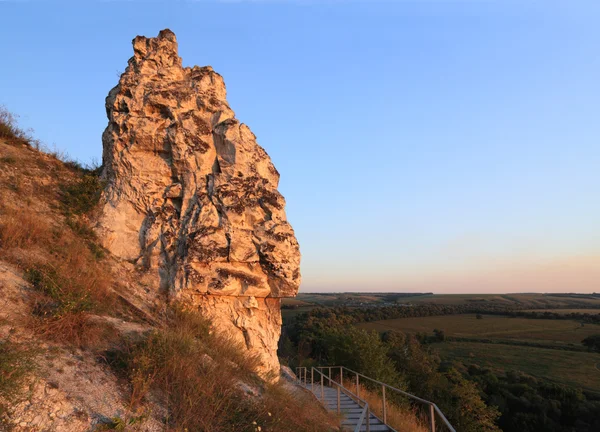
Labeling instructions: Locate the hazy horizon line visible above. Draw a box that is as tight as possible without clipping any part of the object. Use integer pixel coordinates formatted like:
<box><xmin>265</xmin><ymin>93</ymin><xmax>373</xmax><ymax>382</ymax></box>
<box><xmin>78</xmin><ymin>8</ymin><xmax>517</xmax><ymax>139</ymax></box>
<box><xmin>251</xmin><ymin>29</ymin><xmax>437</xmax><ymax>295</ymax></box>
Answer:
<box><xmin>298</xmin><ymin>290</ymin><xmax>599</xmax><ymax>295</ymax></box>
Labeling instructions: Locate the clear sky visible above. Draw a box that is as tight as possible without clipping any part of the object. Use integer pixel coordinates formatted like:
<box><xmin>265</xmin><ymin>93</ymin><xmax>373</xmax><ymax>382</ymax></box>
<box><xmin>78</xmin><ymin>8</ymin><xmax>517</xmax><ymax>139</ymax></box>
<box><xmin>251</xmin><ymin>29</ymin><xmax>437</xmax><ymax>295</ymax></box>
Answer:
<box><xmin>1</xmin><ymin>1</ymin><xmax>599</xmax><ymax>294</ymax></box>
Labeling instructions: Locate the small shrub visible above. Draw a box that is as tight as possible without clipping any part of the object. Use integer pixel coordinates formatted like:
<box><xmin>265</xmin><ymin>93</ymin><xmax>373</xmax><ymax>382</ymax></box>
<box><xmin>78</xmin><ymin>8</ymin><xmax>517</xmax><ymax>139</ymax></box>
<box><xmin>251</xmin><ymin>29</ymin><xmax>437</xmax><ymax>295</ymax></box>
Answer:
<box><xmin>0</xmin><ymin>108</ymin><xmax>22</xmax><ymax>141</ymax></box>
<box><xmin>0</xmin><ymin>210</ymin><xmax>51</xmax><ymax>250</ymax></box>
<box><xmin>582</xmin><ymin>334</ymin><xmax>600</xmax><ymax>352</ymax></box>
<box><xmin>0</xmin><ymin>106</ymin><xmax>40</xmax><ymax>148</ymax></box>
<box><xmin>60</xmin><ymin>174</ymin><xmax>104</xmax><ymax>216</ymax></box>
<box><xmin>26</xmin><ymin>265</ymin><xmax>99</xmax><ymax>316</ymax></box>
<box><xmin>29</xmin><ymin>307</ymin><xmax>115</xmax><ymax>349</ymax></box>
<box><xmin>22</xmin><ymin>237</ymin><xmax>115</xmax><ymax>346</ymax></box>
<box><xmin>65</xmin><ymin>218</ymin><xmax>106</xmax><ymax>260</ymax></box>
<box><xmin>25</xmin><ymin>259</ymin><xmax>115</xmax><ymax>348</ymax></box>
<box><xmin>0</xmin><ymin>156</ymin><xmax>16</xmax><ymax>164</ymax></box>
<box><xmin>0</xmin><ymin>339</ymin><xmax>36</xmax><ymax>418</ymax></box>
<box><xmin>95</xmin><ymin>415</ymin><xmax>145</xmax><ymax>431</ymax></box>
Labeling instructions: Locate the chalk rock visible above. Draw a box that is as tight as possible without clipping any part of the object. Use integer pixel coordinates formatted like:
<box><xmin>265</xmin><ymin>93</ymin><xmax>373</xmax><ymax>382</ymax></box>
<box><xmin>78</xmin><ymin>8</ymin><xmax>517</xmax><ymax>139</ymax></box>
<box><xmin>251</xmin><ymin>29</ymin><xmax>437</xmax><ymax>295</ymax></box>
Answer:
<box><xmin>97</xmin><ymin>29</ymin><xmax>300</xmax><ymax>376</ymax></box>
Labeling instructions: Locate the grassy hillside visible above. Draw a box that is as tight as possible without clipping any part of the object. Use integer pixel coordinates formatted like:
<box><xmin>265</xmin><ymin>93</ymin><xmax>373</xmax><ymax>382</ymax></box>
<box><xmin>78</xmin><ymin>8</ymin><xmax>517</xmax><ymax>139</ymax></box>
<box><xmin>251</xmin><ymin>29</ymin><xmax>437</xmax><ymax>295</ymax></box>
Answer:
<box><xmin>0</xmin><ymin>107</ymin><xmax>339</xmax><ymax>431</ymax></box>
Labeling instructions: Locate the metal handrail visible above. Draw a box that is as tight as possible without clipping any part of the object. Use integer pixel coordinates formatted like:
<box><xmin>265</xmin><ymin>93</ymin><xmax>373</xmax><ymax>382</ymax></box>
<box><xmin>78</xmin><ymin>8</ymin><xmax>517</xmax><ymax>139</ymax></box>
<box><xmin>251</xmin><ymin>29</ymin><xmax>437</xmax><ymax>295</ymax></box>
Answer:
<box><xmin>354</xmin><ymin>402</ymin><xmax>369</xmax><ymax>432</ymax></box>
<box><xmin>296</xmin><ymin>366</ymin><xmax>373</xmax><ymax>432</ymax></box>
<box><xmin>313</xmin><ymin>365</ymin><xmax>456</xmax><ymax>432</ymax></box>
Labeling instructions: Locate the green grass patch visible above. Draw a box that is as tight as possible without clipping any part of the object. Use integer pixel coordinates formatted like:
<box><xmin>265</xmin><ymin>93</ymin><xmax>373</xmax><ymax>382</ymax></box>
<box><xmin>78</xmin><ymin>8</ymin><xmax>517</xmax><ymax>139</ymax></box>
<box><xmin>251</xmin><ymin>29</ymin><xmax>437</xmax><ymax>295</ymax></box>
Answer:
<box><xmin>358</xmin><ymin>314</ymin><xmax>600</xmax><ymax>347</ymax></box>
<box><xmin>434</xmin><ymin>341</ymin><xmax>600</xmax><ymax>392</ymax></box>
<box><xmin>60</xmin><ymin>174</ymin><xmax>104</xmax><ymax>216</ymax></box>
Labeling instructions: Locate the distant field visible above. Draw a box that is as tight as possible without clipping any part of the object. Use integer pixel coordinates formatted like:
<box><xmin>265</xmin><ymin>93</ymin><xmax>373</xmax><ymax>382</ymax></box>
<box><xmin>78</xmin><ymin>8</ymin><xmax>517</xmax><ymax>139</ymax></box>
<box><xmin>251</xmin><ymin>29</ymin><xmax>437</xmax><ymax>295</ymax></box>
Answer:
<box><xmin>405</xmin><ymin>293</ymin><xmax>600</xmax><ymax>308</ymax></box>
<box><xmin>522</xmin><ymin>308</ymin><xmax>600</xmax><ymax>315</ymax></box>
<box><xmin>358</xmin><ymin>314</ymin><xmax>600</xmax><ymax>346</ymax></box>
<box><xmin>295</xmin><ymin>292</ymin><xmax>600</xmax><ymax>309</ymax></box>
<box><xmin>281</xmin><ymin>298</ymin><xmax>313</xmax><ymax>307</ymax></box>
<box><xmin>295</xmin><ymin>293</ymin><xmax>344</xmax><ymax>306</ymax></box>
<box><xmin>281</xmin><ymin>306</ymin><xmax>316</xmax><ymax>320</ymax></box>
<box><xmin>404</xmin><ymin>294</ymin><xmax>514</xmax><ymax>305</ymax></box>
<box><xmin>434</xmin><ymin>341</ymin><xmax>600</xmax><ymax>392</ymax></box>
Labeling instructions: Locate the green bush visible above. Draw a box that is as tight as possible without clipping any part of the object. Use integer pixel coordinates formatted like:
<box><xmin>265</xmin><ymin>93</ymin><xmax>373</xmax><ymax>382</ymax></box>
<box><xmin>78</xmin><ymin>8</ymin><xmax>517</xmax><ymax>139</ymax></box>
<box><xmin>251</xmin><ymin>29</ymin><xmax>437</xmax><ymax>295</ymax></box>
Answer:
<box><xmin>582</xmin><ymin>334</ymin><xmax>600</xmax><ymax>352</ymax></box>
<box><xmin>320</xmin><ymin>326</ymin><xmax>402</xmax><ymax>386</ymax></box>
<box><xmin>26</xmin><ymin>266</ymin><xmax>96</xmax><ymax>317</ymax></box>
<box><xmin>60</xmin><ymin>174</ymin><xmax>104</xmax><ymax>216</ymax></box>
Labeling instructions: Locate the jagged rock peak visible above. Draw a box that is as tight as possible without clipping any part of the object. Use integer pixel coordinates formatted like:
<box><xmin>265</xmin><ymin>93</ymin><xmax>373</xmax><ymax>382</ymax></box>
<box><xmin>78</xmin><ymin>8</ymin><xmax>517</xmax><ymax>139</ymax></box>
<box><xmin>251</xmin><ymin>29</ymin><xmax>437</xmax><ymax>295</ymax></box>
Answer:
<box><xmin>130</xmin><ymin>29</ymin><xmax>182</xmax><ymax>72</ymax></box>
<box><xmin>97</xmin><ymin>29</ymin><xmax>301</xmax><ymax>376</ymax></box>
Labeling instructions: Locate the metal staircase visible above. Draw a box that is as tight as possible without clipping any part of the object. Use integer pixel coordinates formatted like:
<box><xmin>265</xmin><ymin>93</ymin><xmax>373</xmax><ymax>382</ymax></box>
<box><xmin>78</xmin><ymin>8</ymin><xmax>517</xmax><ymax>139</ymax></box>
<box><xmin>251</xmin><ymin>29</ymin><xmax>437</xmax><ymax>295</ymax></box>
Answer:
<box><xmin>295</xmin><ymin>366</ymin><xmax>455</xmax><ymax>432</ymax></box>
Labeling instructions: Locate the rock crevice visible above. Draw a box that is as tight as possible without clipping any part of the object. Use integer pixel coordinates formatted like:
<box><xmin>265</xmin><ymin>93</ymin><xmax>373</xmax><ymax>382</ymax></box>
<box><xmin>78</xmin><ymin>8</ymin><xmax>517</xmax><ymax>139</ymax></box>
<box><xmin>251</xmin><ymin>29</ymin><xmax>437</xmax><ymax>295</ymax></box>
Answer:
<box><xmin>97</xmin><ymin>29</ymin><xmax>300</xmax><ymax>375</ymax></box>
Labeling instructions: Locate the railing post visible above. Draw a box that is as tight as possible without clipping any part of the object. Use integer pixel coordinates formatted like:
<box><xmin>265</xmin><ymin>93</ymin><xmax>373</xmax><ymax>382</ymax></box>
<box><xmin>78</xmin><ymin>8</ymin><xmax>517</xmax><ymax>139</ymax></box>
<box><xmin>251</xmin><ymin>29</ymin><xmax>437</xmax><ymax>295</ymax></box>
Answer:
<box><xmin>340</xmin><ymin>366</ymin><xmax>343</xmax><ymax>388</ymax></box>
<box><xmin>383</xmin><ymin>384</ymin><xmax>387</xmax><ymax>424</ymax></box>
<box><xmin>311</xmin><ymin>368</ymin><xmax>314</xmax><ymax>392</ymax></box>
<box><xmin>429</xmin><ymin>404</ymin><xmax>436</xmax><ymax>432</ymax></box>
<box><xmin>321</xmin><ymin>373</ymin><xmax>324</xmax><ymax>401</ymax></box>
<box><xmin>304</xmin><ymin>368</ymin><xmax>307</xmax><ymax>386</ymax></box>
<box><xmin>337</xmin><ymin>384</ymin><xmax>341</xmax><ymax>415</ymax></box>
<box><xmin>356</xmin><ymin>373</ymin><xmax>360</xmax><ymax>399</ymax></box>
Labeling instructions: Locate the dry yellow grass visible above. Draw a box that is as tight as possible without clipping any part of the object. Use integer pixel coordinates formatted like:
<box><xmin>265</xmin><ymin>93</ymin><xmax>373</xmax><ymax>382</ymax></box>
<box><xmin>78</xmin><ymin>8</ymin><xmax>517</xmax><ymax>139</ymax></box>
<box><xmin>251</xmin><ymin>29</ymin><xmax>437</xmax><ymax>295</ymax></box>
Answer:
<box><xmin>0</xmin><ymin>211</ymin><xmax>52</xmax><ymax>250</ymax></box>
<box><xmin>127</xmin><ymin>308</ymin><xmax>339</xmax><ymax>432</ymax></box>
<box><xmin>0</xmin><ymin>138</ymin><xmax>118</xmax><ymax>348</ymax></box>
<box><xmin>337</xmin><ymin>382</ymin><xmax>428</xmax><ymax>432</ymax></box>
<box><xmin>359</xmin><ymin>384</ymin><xmax>427</xmax><ymax>432</ymax></box>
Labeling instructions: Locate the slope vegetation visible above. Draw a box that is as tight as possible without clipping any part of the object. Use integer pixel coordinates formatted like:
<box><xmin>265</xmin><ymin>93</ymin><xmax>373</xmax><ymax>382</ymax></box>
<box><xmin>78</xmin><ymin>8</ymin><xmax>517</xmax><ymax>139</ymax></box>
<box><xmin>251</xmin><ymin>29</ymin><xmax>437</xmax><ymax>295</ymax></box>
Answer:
<box><xmin>0</xmin><ymin>108</ymin><xmax>338</xmax><ymax>431</ymax></box>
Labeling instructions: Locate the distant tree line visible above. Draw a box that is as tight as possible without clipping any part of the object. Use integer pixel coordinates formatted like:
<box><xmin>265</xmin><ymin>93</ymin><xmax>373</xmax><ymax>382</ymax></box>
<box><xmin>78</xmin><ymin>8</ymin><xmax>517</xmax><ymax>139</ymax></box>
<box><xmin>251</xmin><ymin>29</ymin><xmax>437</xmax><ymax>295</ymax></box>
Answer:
<box><xmin>285</xmin><ymin>303</ymin><xmax>600</xmax><ymax>328</ymax></box>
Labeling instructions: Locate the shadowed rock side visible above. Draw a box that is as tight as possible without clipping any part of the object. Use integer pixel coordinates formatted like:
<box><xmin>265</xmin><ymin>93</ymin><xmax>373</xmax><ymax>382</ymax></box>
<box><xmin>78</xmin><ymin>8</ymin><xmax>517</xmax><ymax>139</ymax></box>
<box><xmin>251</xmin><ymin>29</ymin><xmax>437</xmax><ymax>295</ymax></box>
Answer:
<box><xmin>97</xmin><ymin>29</ymin><xmax>300</xmax><ymax>376</ymax></box>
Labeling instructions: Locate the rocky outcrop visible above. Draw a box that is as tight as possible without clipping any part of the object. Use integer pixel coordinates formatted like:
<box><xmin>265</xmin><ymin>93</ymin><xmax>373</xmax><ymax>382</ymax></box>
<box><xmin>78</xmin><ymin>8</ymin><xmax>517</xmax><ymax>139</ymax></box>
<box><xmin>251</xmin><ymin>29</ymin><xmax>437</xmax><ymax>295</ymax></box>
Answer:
<box><xmin>97</xmin><ymin>29</ymin><xmax>300</xmax><ymax>376</ymax></box>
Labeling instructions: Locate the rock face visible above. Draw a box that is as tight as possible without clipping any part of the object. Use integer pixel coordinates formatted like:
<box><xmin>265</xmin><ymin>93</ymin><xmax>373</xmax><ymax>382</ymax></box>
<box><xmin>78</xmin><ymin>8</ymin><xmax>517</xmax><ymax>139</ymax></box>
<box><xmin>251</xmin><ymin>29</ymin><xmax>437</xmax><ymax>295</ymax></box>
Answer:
<box><xmin>97</xmin><ymin>29</ymin><xmax>300</xmax><ymax>376</ymax></box>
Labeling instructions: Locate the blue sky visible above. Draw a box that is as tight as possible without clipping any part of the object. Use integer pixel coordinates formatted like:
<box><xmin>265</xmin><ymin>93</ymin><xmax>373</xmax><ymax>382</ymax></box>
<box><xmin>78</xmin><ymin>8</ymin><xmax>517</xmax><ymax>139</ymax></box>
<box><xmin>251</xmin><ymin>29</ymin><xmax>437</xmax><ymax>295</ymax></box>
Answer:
<box><xmin>1</xmin><ymin>1</ymin><xmax>599</xmax><ymax>293</ymax></box>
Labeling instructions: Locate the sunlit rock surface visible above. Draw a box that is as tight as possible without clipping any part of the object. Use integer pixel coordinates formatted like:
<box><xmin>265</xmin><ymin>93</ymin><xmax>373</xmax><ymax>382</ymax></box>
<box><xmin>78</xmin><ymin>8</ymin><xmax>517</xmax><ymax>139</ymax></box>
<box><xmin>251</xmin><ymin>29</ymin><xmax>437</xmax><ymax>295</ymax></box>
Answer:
<box><xmin>97</xmin><ymin>29</ymin><xmax>300</xmax><ymax>376</ymax></box>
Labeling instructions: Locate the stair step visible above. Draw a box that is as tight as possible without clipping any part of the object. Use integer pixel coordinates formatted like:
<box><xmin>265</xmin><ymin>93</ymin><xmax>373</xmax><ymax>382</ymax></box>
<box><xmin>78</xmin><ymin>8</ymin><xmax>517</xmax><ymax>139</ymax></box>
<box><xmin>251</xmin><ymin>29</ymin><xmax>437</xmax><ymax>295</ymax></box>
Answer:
<box><xmin>298</xmin><ymin>382</ymin><xmax>391</xmax><ymax>431</ymax></box>
<box><xmin>342</xmin><ymin>419</ymin><xmax>382</xmax><ymax>425</ymax></box>
<box><xmin>357</xmin><ymin>426</ymin><xmax>389</xmax><ymax>432</ymax></box>
<box><xmin>345</xmin><ymin>413</ymin><xmax>379</xmax><ymax>419</ymax></box>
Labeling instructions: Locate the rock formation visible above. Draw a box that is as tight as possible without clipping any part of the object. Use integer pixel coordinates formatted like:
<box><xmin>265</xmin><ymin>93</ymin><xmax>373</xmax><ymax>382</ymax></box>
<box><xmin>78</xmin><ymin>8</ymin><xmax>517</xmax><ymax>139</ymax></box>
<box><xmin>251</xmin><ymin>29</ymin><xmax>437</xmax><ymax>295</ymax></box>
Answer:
<box><xmin>97</xmin><ymin>29</ymin><xmax>300</xmax><ymax>376</ymax></box>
